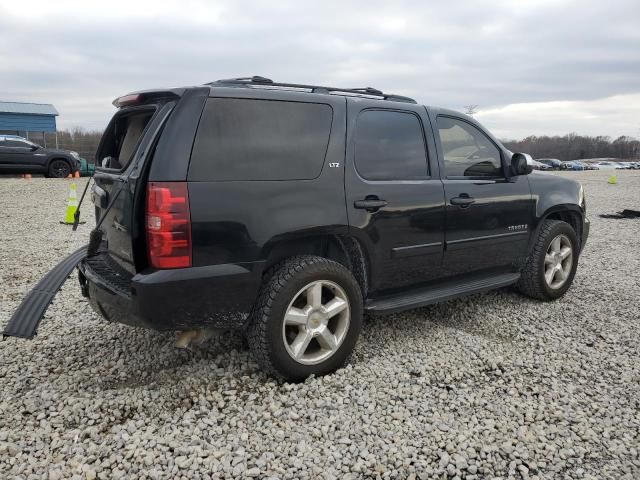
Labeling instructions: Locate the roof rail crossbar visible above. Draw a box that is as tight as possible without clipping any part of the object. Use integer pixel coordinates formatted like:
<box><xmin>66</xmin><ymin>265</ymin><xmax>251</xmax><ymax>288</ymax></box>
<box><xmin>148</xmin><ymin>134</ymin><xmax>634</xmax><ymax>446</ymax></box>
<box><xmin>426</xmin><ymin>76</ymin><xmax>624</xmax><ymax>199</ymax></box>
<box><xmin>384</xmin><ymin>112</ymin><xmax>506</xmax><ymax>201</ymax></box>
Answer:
<box><xmin>206</xmin><ymin>77</ymin><xmax>417</xmax><ymax>104</ymax></box>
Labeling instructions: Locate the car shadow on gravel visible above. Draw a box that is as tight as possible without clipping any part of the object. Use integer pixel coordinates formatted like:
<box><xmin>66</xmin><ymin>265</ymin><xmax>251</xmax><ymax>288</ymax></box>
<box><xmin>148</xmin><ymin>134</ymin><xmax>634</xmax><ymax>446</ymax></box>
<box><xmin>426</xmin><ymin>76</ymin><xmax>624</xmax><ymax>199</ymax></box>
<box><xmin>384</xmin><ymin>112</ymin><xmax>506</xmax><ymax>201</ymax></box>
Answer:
<box><xmin>362</xmin><ymin>287</ymin><xmax>519</xmax><ymax>344</ymax></box>
<box><xmin>31</xmin><ymin>317</ymin><xmax>250</xmax><ymax>393</ymax></box>
<box><xmin>31</xmin><ymin>286</ymin><xmax>522</xmax><ymax>395</ymax></box>
<box><xmin>94</xmin><ymin>333</ymin><xmax>249</xmax><ymax>391</ymax></box>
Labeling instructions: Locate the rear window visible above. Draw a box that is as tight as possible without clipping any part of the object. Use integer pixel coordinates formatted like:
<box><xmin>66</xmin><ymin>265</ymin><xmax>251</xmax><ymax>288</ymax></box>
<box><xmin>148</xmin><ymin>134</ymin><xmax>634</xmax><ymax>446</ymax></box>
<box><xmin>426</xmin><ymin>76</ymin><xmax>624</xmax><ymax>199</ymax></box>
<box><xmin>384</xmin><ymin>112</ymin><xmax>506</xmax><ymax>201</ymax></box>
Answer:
<box><xmin>97</xmin><ymin>109</ymin><xmax>154</xmax><ymax>170</ymax></box>
<box><xmin>188</xmin><ymin>98</ymin><xmax>333</xmax><ymax>181</ymax></box>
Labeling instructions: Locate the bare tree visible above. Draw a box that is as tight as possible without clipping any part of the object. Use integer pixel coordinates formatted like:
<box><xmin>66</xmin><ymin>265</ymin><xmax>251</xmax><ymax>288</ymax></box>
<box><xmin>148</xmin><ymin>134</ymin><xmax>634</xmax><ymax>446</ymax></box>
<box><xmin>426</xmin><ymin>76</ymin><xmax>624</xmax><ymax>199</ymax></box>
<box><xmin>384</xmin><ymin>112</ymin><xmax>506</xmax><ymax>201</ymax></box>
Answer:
<box><xmin>464</xmin><ymin>105</ymin><xmax>479</xmax><ymax>116</ymax></box>
<box><xmin>44</xmin><ymin>128</ymin><xmax>103</xmax><ymax>162</ymax></box>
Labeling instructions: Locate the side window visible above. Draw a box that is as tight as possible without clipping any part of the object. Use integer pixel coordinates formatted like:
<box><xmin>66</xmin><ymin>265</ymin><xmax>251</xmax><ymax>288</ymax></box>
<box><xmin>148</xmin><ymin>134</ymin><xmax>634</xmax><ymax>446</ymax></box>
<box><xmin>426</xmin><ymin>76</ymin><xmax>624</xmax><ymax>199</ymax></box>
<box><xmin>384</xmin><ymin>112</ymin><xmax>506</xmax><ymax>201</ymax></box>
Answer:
<box><xmin>6</xmin><ymin>140</ymin><xmax>30</xmax><ymax>148</ymax></box>
<box><xmin>437</xmin><ymin>116</ymin><xmax>503</xmax><ymax>178</ymax></box>
<box><xmin>354</xmin><ymin>110</ymin><xmax>428</xmax><ymax>181</ymax></box>
<box><xmin>189</xmin><ymin>98</ymin><xmax>333</xmax><ymax>181</ymax></box>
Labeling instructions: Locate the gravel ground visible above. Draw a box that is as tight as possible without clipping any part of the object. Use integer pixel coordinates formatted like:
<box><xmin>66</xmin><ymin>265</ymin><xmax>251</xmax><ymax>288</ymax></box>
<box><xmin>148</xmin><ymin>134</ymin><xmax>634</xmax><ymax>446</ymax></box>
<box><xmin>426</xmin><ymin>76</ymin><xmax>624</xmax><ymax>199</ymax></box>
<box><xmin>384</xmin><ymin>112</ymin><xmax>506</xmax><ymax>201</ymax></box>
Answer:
<box><xmin>1</xmin><ymin>170</ymin><xmax>639</xmax><ymax>479</ymax></box>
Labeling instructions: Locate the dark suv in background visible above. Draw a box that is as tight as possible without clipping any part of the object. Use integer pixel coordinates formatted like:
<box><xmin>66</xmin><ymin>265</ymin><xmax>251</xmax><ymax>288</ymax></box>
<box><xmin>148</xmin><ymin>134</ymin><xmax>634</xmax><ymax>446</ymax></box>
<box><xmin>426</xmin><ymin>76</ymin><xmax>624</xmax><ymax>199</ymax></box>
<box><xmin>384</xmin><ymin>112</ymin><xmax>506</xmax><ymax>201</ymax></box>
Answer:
<box><xmin>537</xmin><ymin>158</ymin><xmax>562</xmax><ymax>170</ymax></box>
<box><xmin>6</xmin><ymin>77</ymin><xmax>589</xmax><ymax>381</ymax></box>
<box><xmin>0</xmin><ymin>135</ymin><xmax>81</xmax><ymax>177</ymax></box>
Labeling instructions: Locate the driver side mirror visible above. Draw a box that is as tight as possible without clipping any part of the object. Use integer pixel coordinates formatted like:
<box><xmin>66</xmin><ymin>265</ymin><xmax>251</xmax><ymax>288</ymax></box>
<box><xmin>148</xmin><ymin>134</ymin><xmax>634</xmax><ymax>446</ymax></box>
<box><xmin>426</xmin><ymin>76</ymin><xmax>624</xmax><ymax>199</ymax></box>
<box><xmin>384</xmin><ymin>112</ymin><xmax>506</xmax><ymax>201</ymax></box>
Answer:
<box><xmin>511</xmin><ymin>153</ymin><xmax>533</xmax><ymax>176</ymax></box>
<box><xmin>30</xmin><ymin>145</ymin><xmax>39</xmax><ymax>151</ymax></box>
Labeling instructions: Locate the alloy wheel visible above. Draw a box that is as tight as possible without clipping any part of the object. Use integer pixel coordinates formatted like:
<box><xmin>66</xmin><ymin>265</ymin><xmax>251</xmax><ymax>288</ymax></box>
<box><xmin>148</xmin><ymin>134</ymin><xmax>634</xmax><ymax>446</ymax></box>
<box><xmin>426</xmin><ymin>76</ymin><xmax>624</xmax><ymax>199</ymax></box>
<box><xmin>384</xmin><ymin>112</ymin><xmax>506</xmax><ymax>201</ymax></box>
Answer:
<box><xmin>50</xmin><ymin>160</ymin><xmax>71</xmax><ymax>178</ymax></box>
<box><xmin>282</xmin><ymin>280</ymin><xmax>350</xmax><ymax>365</ymax></box>
<box><xmin>544</xmin><ymin>234</ymin><xmax>573</xmax><ymax>289</ymax></box>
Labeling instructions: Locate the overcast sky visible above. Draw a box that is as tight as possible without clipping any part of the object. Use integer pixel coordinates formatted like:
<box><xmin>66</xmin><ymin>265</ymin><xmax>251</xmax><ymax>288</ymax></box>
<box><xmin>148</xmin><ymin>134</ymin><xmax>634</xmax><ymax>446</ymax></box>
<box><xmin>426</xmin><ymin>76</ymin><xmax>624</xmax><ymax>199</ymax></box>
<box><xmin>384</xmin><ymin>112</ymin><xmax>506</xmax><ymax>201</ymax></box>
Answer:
<box><xmin>1</xmin><ymin>0</ymin><xmax>639</xmax><ymax>139</ymax></box>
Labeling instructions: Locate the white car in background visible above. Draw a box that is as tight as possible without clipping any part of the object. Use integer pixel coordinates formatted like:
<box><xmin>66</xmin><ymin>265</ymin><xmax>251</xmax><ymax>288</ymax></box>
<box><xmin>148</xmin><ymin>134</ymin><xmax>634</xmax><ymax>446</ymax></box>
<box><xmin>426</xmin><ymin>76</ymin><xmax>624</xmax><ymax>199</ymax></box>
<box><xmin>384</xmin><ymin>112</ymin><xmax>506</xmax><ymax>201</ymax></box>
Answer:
<box><xmin>593</xmin><ymin>161</ymin><xmax>621</xmax><ymax>169</ymax></box>
<box><xmin>615</xmin><ymin>162</ymin><xmax>634</xmax><ymax>169</ymax></box>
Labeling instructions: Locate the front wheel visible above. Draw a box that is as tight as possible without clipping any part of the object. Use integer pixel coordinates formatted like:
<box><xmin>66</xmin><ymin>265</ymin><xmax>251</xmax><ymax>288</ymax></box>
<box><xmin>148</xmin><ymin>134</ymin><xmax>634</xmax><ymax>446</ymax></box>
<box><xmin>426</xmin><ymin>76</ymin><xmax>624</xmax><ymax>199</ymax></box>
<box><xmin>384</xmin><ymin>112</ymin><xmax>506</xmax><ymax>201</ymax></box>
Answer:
<box><xmin>247</xmin><ymin>255</ymin><xmax>363</xmax><ymax>382</ymax></box>
<box><xmin>517</xmin><ymin>220</ymin><xmax>579</xmax><ymax>300</ymax></box>
<box><xmin>47</xmin><ymin>159</ymin><xmax>71</xmax><ymax>178</ymax></box>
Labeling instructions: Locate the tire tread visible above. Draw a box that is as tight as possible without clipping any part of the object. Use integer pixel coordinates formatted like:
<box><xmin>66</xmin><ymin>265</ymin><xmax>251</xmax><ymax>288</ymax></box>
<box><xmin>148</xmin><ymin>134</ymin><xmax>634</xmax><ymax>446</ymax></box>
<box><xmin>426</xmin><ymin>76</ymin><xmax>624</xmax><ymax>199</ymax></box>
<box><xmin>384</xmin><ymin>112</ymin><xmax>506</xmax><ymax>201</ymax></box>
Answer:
<box><xmin>247</xmin><ymin>255</ymin><xmax>360</xmax><ymax>380</ymax></box>
<box><xmin>517</xmin><ymin>219</ymin><xmax>575</xmax><ymax>300</ymax></box>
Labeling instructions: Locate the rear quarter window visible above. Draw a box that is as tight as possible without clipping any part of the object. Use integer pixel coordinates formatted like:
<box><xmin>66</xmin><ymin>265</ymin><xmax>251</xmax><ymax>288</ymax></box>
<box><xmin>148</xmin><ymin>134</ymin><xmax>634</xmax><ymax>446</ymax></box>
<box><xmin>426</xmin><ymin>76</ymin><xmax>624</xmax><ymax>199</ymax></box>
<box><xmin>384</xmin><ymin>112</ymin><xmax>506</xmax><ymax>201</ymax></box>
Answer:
<box><xmin>354</xmin><ymin>109</ymin><xmax>429</xmax><ymax>181</ymax></box>
<box><xmin>188</xmin><ymin>98</ymin><xmax>333</xmax><ymax>181</ymax></box>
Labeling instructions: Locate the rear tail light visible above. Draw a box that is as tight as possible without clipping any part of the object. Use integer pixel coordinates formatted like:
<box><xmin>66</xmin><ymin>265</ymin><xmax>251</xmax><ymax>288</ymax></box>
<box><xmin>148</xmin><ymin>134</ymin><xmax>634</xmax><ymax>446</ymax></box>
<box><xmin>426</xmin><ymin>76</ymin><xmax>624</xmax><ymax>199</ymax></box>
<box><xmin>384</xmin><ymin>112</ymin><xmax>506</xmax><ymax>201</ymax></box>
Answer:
<box><xmin>146</xmin><ymin>182</ymin><xmax>192</xmax><ymax>269</ymax></box>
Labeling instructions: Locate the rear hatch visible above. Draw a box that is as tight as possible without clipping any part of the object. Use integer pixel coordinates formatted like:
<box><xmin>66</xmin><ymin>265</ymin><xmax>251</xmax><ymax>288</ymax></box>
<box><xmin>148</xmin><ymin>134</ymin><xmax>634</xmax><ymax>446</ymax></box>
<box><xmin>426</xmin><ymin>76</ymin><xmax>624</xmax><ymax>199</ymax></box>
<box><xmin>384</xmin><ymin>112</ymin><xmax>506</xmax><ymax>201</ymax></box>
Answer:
<box><xmin>91</xmin><ymin>92</ymin><xmax>179</xmax><ymax>274</ymax></box>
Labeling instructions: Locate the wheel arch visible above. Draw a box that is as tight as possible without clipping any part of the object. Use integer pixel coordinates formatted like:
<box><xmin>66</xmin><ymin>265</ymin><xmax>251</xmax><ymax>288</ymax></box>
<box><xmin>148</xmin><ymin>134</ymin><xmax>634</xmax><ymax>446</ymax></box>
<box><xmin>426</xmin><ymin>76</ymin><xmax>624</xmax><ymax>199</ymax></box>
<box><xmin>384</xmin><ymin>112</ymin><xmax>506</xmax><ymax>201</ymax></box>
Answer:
<box><xmin>261</xmin><ymin>233</ymin><xmax>371</xmax><ymax>297</ymax></box>
<box><xmin>531</xmin><ymin>205</ymin><xmax>585</xmax><ymax>253</ymax></box>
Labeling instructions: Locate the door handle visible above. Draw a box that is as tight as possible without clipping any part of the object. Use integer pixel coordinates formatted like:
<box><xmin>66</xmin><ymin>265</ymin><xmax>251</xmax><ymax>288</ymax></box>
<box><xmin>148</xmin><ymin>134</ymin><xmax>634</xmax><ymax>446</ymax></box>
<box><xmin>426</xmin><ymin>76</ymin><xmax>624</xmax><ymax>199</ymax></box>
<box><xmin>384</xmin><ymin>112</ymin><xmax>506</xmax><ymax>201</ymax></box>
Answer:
<box><xmin>354</xmin><ymin>197</ymin><xmax>387</xmax><ymax>212</ymax></box>
<box><xmin>450</xmin><ymin>195</ymin><xmax>475</xmax><ymax>208</ymax></box>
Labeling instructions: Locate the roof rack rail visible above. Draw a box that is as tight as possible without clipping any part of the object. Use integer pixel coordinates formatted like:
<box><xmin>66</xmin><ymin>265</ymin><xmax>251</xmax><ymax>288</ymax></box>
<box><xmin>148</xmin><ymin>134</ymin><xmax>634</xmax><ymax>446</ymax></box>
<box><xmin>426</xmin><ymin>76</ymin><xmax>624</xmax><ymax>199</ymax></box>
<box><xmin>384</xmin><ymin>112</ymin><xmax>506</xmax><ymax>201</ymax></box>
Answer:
<box><xmin>206</xmin><ymin>76</ymin><xmax>417</xmax><ymax>104</ymax></box>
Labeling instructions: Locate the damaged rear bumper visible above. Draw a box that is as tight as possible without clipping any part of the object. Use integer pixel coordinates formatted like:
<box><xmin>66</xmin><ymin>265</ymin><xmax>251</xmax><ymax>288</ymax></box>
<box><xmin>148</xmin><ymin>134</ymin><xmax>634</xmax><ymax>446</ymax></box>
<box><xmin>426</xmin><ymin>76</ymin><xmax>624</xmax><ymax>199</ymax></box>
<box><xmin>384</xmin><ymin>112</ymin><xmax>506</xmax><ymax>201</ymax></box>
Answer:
<box><xmin>78</xmin><ymin>253</ymin><xmax>264</xmax><ymax>331</ymax></box>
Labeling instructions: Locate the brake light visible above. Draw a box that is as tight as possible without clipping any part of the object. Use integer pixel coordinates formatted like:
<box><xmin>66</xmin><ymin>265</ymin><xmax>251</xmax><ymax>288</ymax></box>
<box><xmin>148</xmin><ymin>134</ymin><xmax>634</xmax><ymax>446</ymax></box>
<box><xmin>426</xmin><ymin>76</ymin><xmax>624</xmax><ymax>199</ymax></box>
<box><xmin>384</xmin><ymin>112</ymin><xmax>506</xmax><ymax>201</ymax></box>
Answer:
<box><xmin>146</xmin><ymin>182</ymin><xmax>192</xmax><ymax>269</ymax></box>
<box><xmin>113</xmin><ymin>94</ymin><xmax>141</xmax><ymax>107</ymax></box>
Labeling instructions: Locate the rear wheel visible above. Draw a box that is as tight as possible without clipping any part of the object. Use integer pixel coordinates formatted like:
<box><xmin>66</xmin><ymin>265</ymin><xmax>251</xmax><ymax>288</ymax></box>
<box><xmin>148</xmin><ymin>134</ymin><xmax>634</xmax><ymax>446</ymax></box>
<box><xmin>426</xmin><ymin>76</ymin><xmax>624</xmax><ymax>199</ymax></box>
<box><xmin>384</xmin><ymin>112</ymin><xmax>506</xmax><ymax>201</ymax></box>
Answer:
<box><xmin>247</xmin><ymin>255</ymin><xmax>362</xmax><ymax>382</ymax></box>
<box><xmin>517</xmin><ymin>220</ymin><xmax>579</xmax><ymax>300</ymax></box>
<box><xmin>48</xmin><ymin>159</ymin><xmax>71</xmax><ymax>178</ymax></box>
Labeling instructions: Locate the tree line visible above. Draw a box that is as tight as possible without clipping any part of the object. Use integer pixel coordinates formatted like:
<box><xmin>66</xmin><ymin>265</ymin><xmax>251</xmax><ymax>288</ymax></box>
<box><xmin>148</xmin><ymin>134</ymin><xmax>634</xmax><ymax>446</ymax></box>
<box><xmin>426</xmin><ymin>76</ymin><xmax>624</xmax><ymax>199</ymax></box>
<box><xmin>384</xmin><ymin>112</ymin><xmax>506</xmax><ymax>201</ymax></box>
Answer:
<box><xmin>41</xmin><ymin>128</ymin><xmax>640</xmax><ymax>163</ymax></box>
<box><xmin>43</xmin><ymin>128</ymin><xmax>103</xmax><ymax>161</ymax></box>
<box><xmin>501</xmin><ymin>134</ymin><xmax>640</xmax><ymax>161</ymax></box>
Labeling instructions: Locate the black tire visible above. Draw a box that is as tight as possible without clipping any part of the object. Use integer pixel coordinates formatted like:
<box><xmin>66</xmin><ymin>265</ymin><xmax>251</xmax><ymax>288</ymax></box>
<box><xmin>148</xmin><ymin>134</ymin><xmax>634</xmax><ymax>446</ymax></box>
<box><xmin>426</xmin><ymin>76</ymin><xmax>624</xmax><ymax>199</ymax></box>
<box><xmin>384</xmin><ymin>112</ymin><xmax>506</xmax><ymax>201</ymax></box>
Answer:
<box><xmin>247</xmin><ymin>255</ymin><xmax>363</xmax><ymax>382</ymax></box>
<box><xmin>516</xmin><ymin>220</ymin><xmax>579</xmax><ymax>300</ymax></box>
<box><xmin>47</xmin><ymin>159</ymin><xmax>72</xmax><ymax>178</ymax></box>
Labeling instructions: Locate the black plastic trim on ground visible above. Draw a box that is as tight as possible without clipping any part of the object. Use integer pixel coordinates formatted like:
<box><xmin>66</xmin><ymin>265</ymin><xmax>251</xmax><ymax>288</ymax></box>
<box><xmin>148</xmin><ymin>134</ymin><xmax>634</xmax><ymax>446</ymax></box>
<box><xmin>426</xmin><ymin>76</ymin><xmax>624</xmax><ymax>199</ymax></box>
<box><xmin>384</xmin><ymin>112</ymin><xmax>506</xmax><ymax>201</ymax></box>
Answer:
<box><xmin>3</xmin><ymin>245</ymin><xmax>88</xmax><ymax>339</ymax></box>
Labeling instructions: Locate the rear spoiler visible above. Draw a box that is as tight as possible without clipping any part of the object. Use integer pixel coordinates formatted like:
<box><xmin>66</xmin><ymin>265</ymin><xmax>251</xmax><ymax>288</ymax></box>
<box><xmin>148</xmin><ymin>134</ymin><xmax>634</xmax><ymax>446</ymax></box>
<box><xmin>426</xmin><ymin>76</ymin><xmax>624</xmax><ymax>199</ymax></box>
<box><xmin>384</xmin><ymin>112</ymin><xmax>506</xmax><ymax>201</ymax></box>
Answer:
<box><xmin>112</xmin><ymin>88</ymin><xmax>186</xmax><ymax>108</ymax></box>
<box><xmin>3</xmin><ymin>246</ymin><xmax>88</xmax><ymax>339</ymax></box>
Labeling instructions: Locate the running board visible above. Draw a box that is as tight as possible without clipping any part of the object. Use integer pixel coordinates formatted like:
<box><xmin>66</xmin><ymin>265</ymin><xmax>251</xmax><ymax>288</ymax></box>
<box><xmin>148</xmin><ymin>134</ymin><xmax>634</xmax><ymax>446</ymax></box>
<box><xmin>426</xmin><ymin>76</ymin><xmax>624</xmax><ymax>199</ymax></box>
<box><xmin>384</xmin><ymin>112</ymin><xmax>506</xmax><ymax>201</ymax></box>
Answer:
<box><xmin>365</xmin><ymin>272</ymin><xmax>520</xmax><ymax>315</ymax></box>
<box><xmin>3</xmin><ymin>245</ymin><xmax>88</xmax><ymax>339</ymax></box>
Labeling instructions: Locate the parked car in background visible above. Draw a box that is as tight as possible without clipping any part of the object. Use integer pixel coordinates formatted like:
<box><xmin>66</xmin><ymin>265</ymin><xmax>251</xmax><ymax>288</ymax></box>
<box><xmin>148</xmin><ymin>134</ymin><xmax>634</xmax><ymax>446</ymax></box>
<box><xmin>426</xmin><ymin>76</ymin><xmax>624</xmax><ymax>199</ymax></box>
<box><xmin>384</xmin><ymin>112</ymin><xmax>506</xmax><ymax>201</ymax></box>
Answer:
<box><xmin>537</xmin><ymin>158</ymin><xmax>563</xmax><ymax>170</ymax></box>
<box><xmin>615</xmin><ymin>162</ymin><xmax>633</xmax><ymax>169</ymax></box>
<box><xmin>0</xmin><ymin>135</ymin><xmax>81</xmax><ymax>177</ymax></box>
<box><xmin>562</xmin><ymin>161</ymin><xmax>585</xmax><ymax>171</ymax></box>
<box><xmin>528</xmin><ymin>158</ymin><xmax>553</xmax><ymax>171</ymax></box>
<box><xmin>574</xmin><ymin>161</ymin><xmax>599</xmax><ymax>170</ymax></box>
<box><xmin>592</xmin><ymin>161</ymin><xmax>618</xmax><ymax>169</ymax></box>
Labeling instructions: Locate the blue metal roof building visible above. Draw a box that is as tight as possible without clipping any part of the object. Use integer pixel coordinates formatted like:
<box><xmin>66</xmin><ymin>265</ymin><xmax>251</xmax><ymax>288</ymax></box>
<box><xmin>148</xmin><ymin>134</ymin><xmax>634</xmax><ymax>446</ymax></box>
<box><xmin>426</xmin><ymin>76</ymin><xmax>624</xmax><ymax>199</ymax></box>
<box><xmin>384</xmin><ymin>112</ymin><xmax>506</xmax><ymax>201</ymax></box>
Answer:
<box><xmin>0</xmin><ymin>101</ymin><xmax>59</xmax><ymax>147</ymax></box>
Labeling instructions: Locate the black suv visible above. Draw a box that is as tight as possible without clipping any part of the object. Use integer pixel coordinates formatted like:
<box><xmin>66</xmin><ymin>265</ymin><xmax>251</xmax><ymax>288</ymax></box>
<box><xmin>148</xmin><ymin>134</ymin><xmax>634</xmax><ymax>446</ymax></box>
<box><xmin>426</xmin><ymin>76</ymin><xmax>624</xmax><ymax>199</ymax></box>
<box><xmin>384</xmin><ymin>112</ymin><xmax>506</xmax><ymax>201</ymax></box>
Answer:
<box><xmin>0</xmin><ymin>135</ymin><xmax>81</xmax><ymax>177</ymax></box>
<box><xmin>6</xmin><ymin>77</ymin><xmax>589</xmax><ymax>381</ymax></box>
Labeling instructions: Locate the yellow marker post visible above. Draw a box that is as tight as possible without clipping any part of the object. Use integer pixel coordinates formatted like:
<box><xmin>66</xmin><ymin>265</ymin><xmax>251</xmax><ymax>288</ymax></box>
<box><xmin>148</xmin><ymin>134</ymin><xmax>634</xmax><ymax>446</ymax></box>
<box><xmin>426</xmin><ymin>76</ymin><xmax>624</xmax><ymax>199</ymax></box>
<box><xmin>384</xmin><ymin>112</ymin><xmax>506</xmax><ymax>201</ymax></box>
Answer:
<box><xmin>61</xmin><ymin>183</ymin><xmax>79</xmax><ymax>225</ymax></box>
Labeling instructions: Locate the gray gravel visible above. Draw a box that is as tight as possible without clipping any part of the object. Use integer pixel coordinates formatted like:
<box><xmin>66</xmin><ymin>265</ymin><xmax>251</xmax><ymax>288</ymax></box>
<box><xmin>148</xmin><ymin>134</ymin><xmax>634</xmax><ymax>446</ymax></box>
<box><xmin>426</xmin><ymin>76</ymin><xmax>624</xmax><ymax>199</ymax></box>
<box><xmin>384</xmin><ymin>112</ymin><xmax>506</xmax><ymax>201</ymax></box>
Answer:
<box><xmin>1</xmin><ymin>170</ymin><xmax>639</xmax><ymax>479</ymax></box>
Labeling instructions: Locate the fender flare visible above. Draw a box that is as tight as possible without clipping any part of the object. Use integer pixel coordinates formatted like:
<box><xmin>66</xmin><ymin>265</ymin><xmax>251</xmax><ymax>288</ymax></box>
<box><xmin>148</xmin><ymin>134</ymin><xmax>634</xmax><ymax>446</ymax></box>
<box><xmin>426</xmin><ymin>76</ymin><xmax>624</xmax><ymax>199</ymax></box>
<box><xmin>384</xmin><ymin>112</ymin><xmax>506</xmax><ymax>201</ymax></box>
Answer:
<box><xmin>528</xmin><ymin>204</ymin><xmax>585</xmax><ymax>253</ymax></box>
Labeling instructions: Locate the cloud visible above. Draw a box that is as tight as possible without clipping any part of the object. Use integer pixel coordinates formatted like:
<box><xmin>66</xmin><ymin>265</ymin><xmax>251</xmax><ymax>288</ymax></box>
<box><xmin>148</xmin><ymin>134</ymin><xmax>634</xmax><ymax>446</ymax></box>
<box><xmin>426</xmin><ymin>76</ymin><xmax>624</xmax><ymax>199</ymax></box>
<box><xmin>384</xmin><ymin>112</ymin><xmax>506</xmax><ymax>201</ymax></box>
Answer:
<box><xmin>476</xmin><ymin>93</ymin><xmax>640</xmax><ymax>139</ymax></box>
<box><xmin>1</xmin><ymin>0</ymin><xmax>638</xmax><ymax>138</ymax></box>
